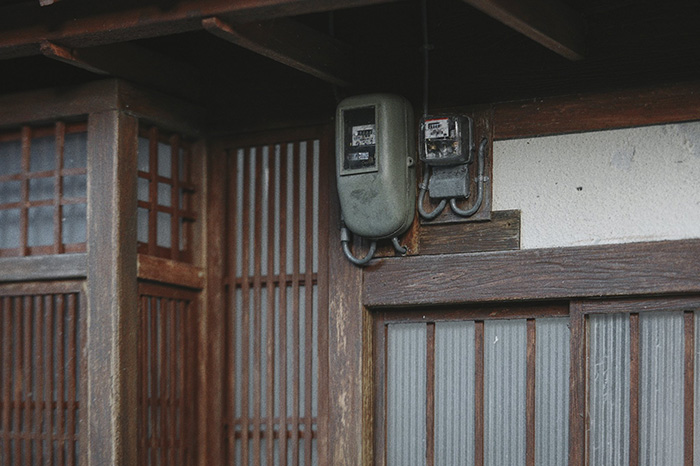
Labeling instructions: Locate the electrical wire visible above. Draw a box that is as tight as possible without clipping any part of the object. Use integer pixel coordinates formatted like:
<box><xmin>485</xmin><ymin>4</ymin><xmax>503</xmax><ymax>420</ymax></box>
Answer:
<box><xmin>449</xmin><ymin>137</ymin><xmax>487</xmax><ymax>217</ymax></box>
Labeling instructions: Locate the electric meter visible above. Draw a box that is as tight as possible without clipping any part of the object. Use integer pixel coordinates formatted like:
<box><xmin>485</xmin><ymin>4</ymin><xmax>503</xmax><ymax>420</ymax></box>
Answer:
<box><xmin>420</xmin><ymin>115</ymin><xmax>472</xmax><ymax>166</ymax></box>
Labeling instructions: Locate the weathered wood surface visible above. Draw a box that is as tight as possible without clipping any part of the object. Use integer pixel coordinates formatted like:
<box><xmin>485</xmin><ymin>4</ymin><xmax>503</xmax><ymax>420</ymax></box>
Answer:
<box><xmin>0</xmin><ymin>254</ymin><xmax>87</xmax><ymax>282</ymax></box>
<box><xmin>137</xmin><ymin>254</ymin><xmax>204</xmax><ymax>290</ymax></box>
<box><xmin>364</xmin><ymin>238</ymin><xmax>700</xmax><ymax>308</ymax></box>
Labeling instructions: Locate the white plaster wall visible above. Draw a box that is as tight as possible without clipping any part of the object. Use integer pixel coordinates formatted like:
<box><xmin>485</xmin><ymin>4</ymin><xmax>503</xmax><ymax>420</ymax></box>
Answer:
<box><xmin>492</xmin><ymin>121</ymin><xmax>700</xmax><ymax>249</ymax></box>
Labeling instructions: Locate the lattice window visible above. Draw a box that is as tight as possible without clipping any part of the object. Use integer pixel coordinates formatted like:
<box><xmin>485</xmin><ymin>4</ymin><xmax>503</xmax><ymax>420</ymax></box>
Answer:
<box><xmin>137</xmin><ymin>283</ymin><xmax>197</xmax><ymax>466</ymax></box>
<box><xmin>222</xmin><ymin>135</ymin><xmax>328</xmax><ymax>465</ymax></box>
<box><xmin>137</xmin><ymin>126</ymin><xmax>196</xmax><ymax>262</ymax></box>
<box><xmin>0</xmin><ymin>282</ymin><xmax>86</xmax><ymax>466</ymax></box>
<box><xmin>0</xmin><ymin>123</ymin><xmax>87</xmax><ymax>257</ymax></box>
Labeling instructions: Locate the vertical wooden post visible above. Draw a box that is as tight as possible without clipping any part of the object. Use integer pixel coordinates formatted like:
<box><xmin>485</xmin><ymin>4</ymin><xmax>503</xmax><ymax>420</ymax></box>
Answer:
<box><xmin>569</xmin><ymin>301</ymin><xmax>586</xmax><ymax>466</ymax></box>
<box><xmin>86</xmin><ymin>110</ymin><xmax>139</xmax><ymax>466</ymax></box>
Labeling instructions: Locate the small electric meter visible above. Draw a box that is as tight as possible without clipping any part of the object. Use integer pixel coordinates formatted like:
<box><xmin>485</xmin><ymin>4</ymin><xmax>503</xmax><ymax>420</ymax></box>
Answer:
<box><xmin>419</xmin><ymin>116</ymin><xmax>473</xmax><ymax>166</ymax></box>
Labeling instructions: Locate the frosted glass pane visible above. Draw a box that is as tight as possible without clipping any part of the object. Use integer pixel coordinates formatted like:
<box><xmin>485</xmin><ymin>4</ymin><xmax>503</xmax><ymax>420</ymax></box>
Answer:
<box><xmin>28</xmin><ymin>206</ymin><xmax>54</xmax><ymax>246</ymax></box>
<box><xmin>137</xmin><ymin>207</ymin><xmax>149</xmax><ymax>243</ymax></box>
<box><xmin>138</xmin><ymin>137</ymin><xmax>150</xmax><ymax>172</ymax></box>
<box><xmin>63</xmin><ymin>175</ymin><xmax>87</xmax><ymax>199</ymax></box>
<box><xmin>157</xmin><ymin>211</ymin><xmax>171</xmax><ymax>247</ymax></box>
<box><xmin>158</xmin><ymin>142</ymin><xmax>171</xmax><ymax>177</ymax></box>
<box><xmin>0</xmin><ymin>209</ymin><xmax>20</xmax><ymax>248</ymax></box>
<box><xmin>484</xmin><ymin>320</ymin><xmax>527</xmax><ymax>466</ymax></box>
<box><xmin>639</xmin><ymin>311</ymin><xmax>684</xmax><ymax>465</ymax></box>
<box><xmin>29</xmin><ymin>177</ymin><xmax>55</xmax><ymax>201</ymax></box>
<box><xmin>0</xmin><ymin>140</ymin><xmax>22</xmax><ymax>174</ymax></box>
<box><xmin>63</xmin><ymin>132</ymin><xmax>87</xmax><ymax>168</ymax></box>
<box><xmin>435</xmin><ymin>321</ymin><xmax>475</xmax><ymax>466</ymax></box>
<box><xmin>0</xmin><ymin>181</ymin><xmax>21</xmax><ymax>203</ymax></box>
<box><xmin>158</xmin><ymin>182</ymin><xmax>171</xmax><ymax>206</ymax></box>
<box><xmin>589</xmin><ymin>313</ymin><xmax>630</xmax><ymax>466</ymax></box>
<box><xmin>535</xmin><ymin>318</ymin><xmax>570</xmax><ymax>466</ymax></box>
<box><xmin>387</xmin><ymin>323</ymin><xmax>427</xmax><ymax>466</ymax></box>
<box><xmin>62</xmin><ymin>204</ymin><xmax>86</xmax><ymax>244</ymax></box>
<box><xmin>30</xmin><ymin>136</ymin><xmax>56</xmax><ymax>172</ymax></box>
<box><xmin>137</xmin><ymin>178</ymin><xmax>150</xmax><ymax>202</ymax></box>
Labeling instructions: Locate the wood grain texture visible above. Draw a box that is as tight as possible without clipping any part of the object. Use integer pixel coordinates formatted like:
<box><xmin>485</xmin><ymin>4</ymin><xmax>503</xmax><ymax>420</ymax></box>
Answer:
<box><xmin>461</xmin><ymin>0</ymin><xmax>584</xmax><ymax>60</ymax></box>
<box><xmin>363</xmin><ymin>238</ymin><xmax>700</xmax><ymax>308</ymax></box>
<box><xmin>0</xmin><ymin>254</ymin><xmax>86</xmax><ymax>282</ymax></box>
<box><xmin>418</xmin><ymin>210</ymin><xmax>519</xmax><ymax>255</ymax></box>
<box><xmin>137</xmin><ymin>254</ymin><xmax>204</xmax><ymax>289</ymax></box>
<box><xmin>629</xmin><ymin>313</ymin><xmax>640</xmax><ymax>466</ymax></box>
<box><xmin>568</xmin><ymin>301</ymin><xmax>585</xmax><ymax>466</ymax></box>
<box><xmin>685</xmin><ymin>311</ymin><xmax>695</xmax><ymax>466</ymax></box>
<box><xmin>494</xmin><ymin>81</ymin><xmax>700</xmax><ymax>140</ymax></box>
<box><xmin>86</xmin><ymin>110</ymin><xmax>139</xmax><ymax>466</ymax></box>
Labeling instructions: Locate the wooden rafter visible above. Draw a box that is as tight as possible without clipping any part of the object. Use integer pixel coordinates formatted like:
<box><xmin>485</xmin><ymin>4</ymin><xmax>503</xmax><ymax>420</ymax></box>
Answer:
<box><xmin>0</xmin><ymin>0</ymin><xmax>399</xmax><ymax>60</ymax></box>
<box><xmin>39</xmin><ymin>41</ymin><xmax>201</xmax><ymax>100</ymax></box>
<box><xmin>461</xmin><ymin>0</ymin><xmax>585</xmax><ymax>60</ymax></box>
<box><xmin>203</xmin><ymin>17</ymin><xmax>358</xmax><ymax>87</ymax></box>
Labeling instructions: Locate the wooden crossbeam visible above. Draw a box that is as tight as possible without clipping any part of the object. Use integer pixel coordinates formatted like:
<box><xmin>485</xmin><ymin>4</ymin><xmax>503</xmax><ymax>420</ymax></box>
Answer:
<box><xmin>0</xmin><ymin>0</ymin><xmax>398</xmax><ymax>60</ymax></box>
<box><xmin>203</xmin><ymin>17</ymin><xmax>358</xmax><ymax>87</ymax></box>
<box><xmin>39</xmin><ymin>41</ymin><xmax>201</xmax><ymax>100</ymax></box>
<box><xmin>461</xmin><ymin>0</ymin><xmax>585</xmax><ymax>60</ymax></box>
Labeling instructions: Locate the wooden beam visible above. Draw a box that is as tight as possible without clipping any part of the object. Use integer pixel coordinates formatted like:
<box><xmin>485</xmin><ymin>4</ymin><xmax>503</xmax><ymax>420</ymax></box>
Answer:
<box><xmin>363</xmin><ymin>238</ymin><xmax>700</xmax><ymax>308</ymax></box>
<box><xmin>0</xmin><ymin>254</ymin><xmax>87</xmax><ymax>283</ymax></box>
<box><xmin>40</xmin><ymin>41</ymin><xmax>201</xmax><ymax>100</ymax></box>
<box><xmin>461</xmin><ymin>0</ymin><xmax>585</xmax><ymax>60</ymax></box>
<box><xmin>203</xmin><ymin>17</ymin><xmax>357</xmax><ymax>87</ymax></box>
<box><xmin>0</xmin><ymin>0</ymin><xmax>398</xmax><ymax>60</ymax></box>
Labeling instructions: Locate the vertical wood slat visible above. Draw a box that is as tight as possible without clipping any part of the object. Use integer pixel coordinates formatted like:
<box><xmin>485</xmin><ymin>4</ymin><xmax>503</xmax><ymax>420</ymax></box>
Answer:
<box><xmin>629</xmin><ymin>313</ymin><xmax>640</xmax><ymax>466</ymax></box>
<box><xmin>22</xmin><ymin>296</ymin><xmax>30</xmax><ymax>465</ymax></box>
<box><xmin>425</xmin><ymin>323</ymin><xmax>435</xmax><ymax>466</ymax></box>
<box><xmin>47</xmin><ymin>295</ymin><xmax>55</xmax><ymax>466</ymax></box>
<box><xmin>569</xmin><ymin>301</ymin><xmax>585</xmax><ymax>466</ymax></box>
<box><xmin>34</xmin><ymin>296</ymin><xmax>44</xmax><ymax>465</ymax></box>
<box><xmin>57</xmin><ymin>294</ymin><xmax>66</xmax><ymax>465</ymax></box>
<box><xmin>474</xmin><ymin>320</ymin><xmax>485</xmax><ymax>466</ymax></box>
<box><xmin>148</xmin><ymin>127</ymin><xmax>158</xmax><ymax>257</ymax></box>
<box><xmin>241</xmin><ymin>151</ymin><xmax>251</xmax><ymax>466</ymax></box>
<box><xmin>266</xmin><ymin>144</ymin><xmax>277</xmax><ymax>466</ymax></box>
<box><xmin>304</xmin><ymin>142</ymin><xmax>314</xmax><ymax>465</ymax></box>
<box><xmin>67</xmin><ymin>293</ymin><xmax>77</xmax><ymax>466</ymax></box>
<box><xmin>224</xmin><ymin>150</ymin><xmax>238</xmax><ymax>464</ymax></box>
<box><xmin>170</xmin><ymin>135</ymin><xmax>180</xmax><ymax>260</ymax></box>
<box><xmin>54</xmin><ymin>122</ymin><xmax>66</xmax><ymax>254</ymax></box>
<box><xmin>149</xmin><ymin>297</ymin><xmax>158</xmax><ymax>466</ymax></box>
<box><xmin>685</xmin><ymin>311</ymin><xmax>695</xmax><ymax>466</ymax></box>
<box><xmin>12</xmin><ymin>298</ymin><xmax>21</xmax><ymax>464</ymax></box>
<box><xmin>252</xmin><ymin>147</ymin><xmax>263</xmax><ymax>466</ymax></box>
<box><xmin>291</xmin><ymin>142</ymin><xmax>301</xmax><ymax>466</ymax></box>
<box><xmin>279</xmin><ymin>144</ymin><xmax>289</xmax><ymax>466</ymax></box>
<box><xmin>525</xmin><ymin>319</ymin><xmax>536</xmax><ymax>466</ymax></box>
<box><xmin>2</xmin><ymin>297</ymin><xmax>10</xmax><ymax>464</ymax></box>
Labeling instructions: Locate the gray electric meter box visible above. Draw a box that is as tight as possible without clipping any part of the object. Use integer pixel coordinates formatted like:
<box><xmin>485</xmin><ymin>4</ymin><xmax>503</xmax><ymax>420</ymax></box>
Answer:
<box><xmin>336</xmin><ymin>94</ymin><xmax>416</xmax><ymax>240</ymax></box>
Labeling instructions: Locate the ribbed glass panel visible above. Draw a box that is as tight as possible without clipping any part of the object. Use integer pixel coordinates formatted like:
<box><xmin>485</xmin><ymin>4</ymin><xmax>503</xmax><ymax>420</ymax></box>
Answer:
<box><xmin>387</xmin><ymin>323</ymin><xmax>427</xmax><ymax>466</ymax></box>
<box><xmin>535</xmin><ymin>318</ymin><xmax>570</xmax><ymax>466</ymax></box>
<box><xmin>484</xmin><ymin>320</ymin><xmax>526</xmax><ymax>466</ymax></box>
<box><xmin>639</xmin><ymin>311</ymin><xmax>684</xmax><ymax>465</ymax></box>
<box><xmin>434</xmin><ymin>321</ymin><xmax>475</xmax><ymax>466</ymax></box>
<box><xmin>588</xmin><ymin>313</ymin><xmax>630</xmax><ymax>466</ymax></box>
<box><xmin>695</xmin><ymin>311</ymin><xmax>700</xmax><ymax>465</ymax></box>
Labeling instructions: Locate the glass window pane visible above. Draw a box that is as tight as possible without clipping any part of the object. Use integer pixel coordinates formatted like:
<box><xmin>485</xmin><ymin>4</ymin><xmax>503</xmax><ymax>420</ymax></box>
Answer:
<box><xmin>62</xmin><ymin>204</ymin><xmax>86</xmax><ymax>244</ymax></box>
<box><xmin>0</xmin><ymin>209</ymin><xmax>20</xmax><ymax>249</ymax></box>
<box><xmin>28</xmin><ymin>206</ymin><xmax>54</xmax><ymax>246</ymax></box>
<box><xmin>158</xmin><ymin>142</ymin><xmax>171</xmax><ymax>178</ymax></box>
<box><xmin>30</xmin><ymin>136</ymin><xmax>56</xmax><ymax>172</ymax></box>
<box><xmin>63</xmin><ymin>175</ymin><xmax>87</xmax><ymax>199</ymax></box>
<box><xmin>0</xmin><ymin>140</ymin><xmax>22</xmax><ymax>174</ymax></box>
<box><xmin>138</xmin><ymin>136</ymin><xmax>150</xmax><ymax>172</ymax></box>
<box><xmin>158</xmin><ymin>182</ymin><xmax>171</xmax><ymax>206</ymax></box>
<box><xmin>157</xmin><ymin>211</ymin><xmax>171</xmax><ymax>248</ymax></box>
<box><xmin>63</xmin><ymin>132</ymin><xmax>87</xmax><ymax>169</ymax></box>
<box><xmin>137</xmin><ymin>207</ymin><xmax>149</xmax><ymax>243</ymax></box>
<box><xmin>0</xmin><ymin>181</ymin><xmax>21</xmax><ymax>204</ymax></box>
<box><xmin>179</xmin><ymin>148</ymin><xmax>186</xmax><ymax>181</ymax></box>
<box><xmin>29</xmin><ymin>177</ymin><xmax>55</xmax><ymax>201</ymax></box>
<box><xmin>138</xmin><ymin>178</ymin><xmax>150</xmax><ymax>202</ymax></box>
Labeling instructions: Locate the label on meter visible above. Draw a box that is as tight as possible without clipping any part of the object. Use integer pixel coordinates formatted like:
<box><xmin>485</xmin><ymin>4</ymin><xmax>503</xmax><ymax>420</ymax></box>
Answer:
<box><xmin>351</xmin><ymin>124</ymin><xmax>376</xmax><ymax>146</ymax></box>
<box><xmin>424</xmin><ymin>118</ymin><xmax>451</xmax><ymax>139</ymax></box>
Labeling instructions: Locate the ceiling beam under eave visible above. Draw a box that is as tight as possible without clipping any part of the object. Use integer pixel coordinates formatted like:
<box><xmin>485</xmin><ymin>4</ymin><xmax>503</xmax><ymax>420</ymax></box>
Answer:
<box><xmin>461</xmin><ymin>0</ymin><xmax>585</xmax><ymax>61</ymax></box>
<box><xmin>0</xmin><ymin>0</ymin><xmax>400</xmax><ymax>60</ymax></box>
<box><xmin>40</xmin><ymin>41</ymin><xmax>202</xmax><ymax>101</ymax></box>
<box><xmin>203</xmin><ymin>17</ymin><xmax>358</xmax><ymax>88</ymax></box>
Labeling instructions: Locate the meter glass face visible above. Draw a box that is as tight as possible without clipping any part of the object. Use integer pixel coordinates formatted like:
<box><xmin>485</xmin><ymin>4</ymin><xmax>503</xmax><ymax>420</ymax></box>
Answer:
<box><xmin>343</xmin><ymin>106</ymin><xmax>377</xmax><ymax>171</ymax></box>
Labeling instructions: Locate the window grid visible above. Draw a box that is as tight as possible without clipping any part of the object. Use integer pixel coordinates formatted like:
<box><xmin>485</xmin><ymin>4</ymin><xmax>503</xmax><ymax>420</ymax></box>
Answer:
<box><xmin>0</xmin><ymin>123</ymin><xmax>87</xmax><ymax>257</ymax></box>
<box><xmin>137</xmin><ymin>126</ymin><xmax>196</xmax><ymax>263</ymax></box>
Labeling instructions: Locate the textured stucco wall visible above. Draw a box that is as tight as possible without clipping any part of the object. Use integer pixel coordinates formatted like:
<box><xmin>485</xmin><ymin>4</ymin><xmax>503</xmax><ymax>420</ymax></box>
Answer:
<box><xmin>493</xmin><ymin>121</ymin><xmax>700</xmax><ymax>249</ymax></box>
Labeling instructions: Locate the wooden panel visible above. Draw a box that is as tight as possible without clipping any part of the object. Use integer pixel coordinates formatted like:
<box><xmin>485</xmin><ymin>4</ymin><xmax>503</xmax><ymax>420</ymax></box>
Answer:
<box><xmin>137</xmin><ymin>254</ymin><xmax>204</xmax><ymax>289</ymax></box>
<box><xmin>86</xmin><ymin>110</ymin><xmax>139</xmax><ymax>466</ymax></box>
<box><xmin>363</xmin><ymin>238</ymin><xmax>700</xmax><ymax>308</ymax></box>
<box><xmin>685</xmin><ymin>311</ymin><xmax>695</xmax><ymax>466</ymax></box>
<box><xmin>0</xmin><ymin>254</ymin><xmax>87</xmax><ymax>282</ymax></box>
<box><xmin>629</xmin><ymin>312</ymin><xmax>640</xmax><ymax>466</ymax></box>
<box><xmin>417</xmin><ymin>210</ymin><xmax>519</xmax><ymax>255</ymax></box>
<box><xmin>567</xmin><ymin>301</ymin><xmax>585</xmax><ymax>466</ymax></box>
<box><xmin>0</xmin><ymin>281</ymin><xmax>85</xmax><ymax>466</ymax></box>
<box><xmin>493</xmin><ymin>81</ymin><xmax>700</xmax><ymax>140</ymax></box>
